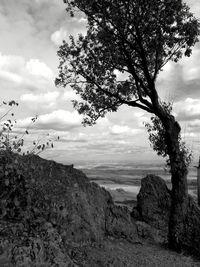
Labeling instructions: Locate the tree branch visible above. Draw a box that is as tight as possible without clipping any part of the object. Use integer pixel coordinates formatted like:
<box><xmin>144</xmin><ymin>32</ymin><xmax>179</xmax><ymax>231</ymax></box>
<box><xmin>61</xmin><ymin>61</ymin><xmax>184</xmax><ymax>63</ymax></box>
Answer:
<box><xmin>78</xmin><ymin>71</ymin><xmax>153</xmax><ymax>113</ymax></box>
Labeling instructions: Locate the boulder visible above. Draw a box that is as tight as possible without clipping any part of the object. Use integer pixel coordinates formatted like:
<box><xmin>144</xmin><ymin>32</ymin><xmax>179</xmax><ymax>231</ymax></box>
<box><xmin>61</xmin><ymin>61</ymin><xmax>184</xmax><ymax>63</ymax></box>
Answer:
<box><xmin>133</xmin><ymin>175</ymin><xmax>171</xmax><ymax>231</ymax></box>
<box><xmin>131</xmin><ymin>175</ymin><xmax>171</xmax><ymax>243</ymax></box>
<box><xmin>132</xmin><ymin>174</ymin><xmax>200</xmax><ymax>255</ymax></box>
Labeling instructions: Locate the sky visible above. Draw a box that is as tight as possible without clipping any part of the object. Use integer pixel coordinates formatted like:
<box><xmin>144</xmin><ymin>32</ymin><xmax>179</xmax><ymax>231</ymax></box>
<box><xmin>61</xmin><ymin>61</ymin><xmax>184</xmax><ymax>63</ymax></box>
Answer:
<box><xmin>0</xmin><ymin>0</ymin><xmax>200</xmax><ymax>165</ymax></box>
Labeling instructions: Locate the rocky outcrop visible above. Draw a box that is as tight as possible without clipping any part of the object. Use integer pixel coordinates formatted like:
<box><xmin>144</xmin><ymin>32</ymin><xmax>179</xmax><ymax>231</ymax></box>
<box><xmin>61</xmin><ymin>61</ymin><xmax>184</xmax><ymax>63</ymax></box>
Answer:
<box><xmin>131</xmin><ymin>175</ymin><xmax>171</xmax><ymax>243</ymax></box>
<box><xmin>0</xmin><ymin>152</ymin><xmax>138</xmax><ymax>266</ymax></box>
<box><xmin>132</xmin><ymin>174</ymin><xmax>200</xmax><ymax>255</ymax></box>
<box><xmin>22</xmin><ymin>155</ymin><xmax>137</xmax><ymax>243</ymax></box>
<box><xmin>138</xmin><ymin>175</ymin><xmax>171</xmax><ymax>228</ymax></box>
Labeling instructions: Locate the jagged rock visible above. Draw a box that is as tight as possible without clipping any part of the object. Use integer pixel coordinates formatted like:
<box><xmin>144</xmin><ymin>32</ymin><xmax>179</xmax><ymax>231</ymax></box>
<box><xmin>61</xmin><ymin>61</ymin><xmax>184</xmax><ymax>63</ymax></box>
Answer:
<box><xmin>21</xmin><ymin>155</ymin><xmax>138</xmax><ymax>244</ymax></box>
<box><xmin>131</xmin><ymin>175</ymin><xmax>171</xmax><ymax>243</ymax></box>
<box><xmin>132</xmin><ymin>174</ymin><xmax>200</xmax><ymax>255</ymax></box>
<box><xmin>133</xmin><ymin>175</ymin><xmax>171</xmax><ymax>231</ymax></box>
<box><xmin>0</xmin><ymin>153</ymin><xmax>138</xmax><ymax>266</ymax></box>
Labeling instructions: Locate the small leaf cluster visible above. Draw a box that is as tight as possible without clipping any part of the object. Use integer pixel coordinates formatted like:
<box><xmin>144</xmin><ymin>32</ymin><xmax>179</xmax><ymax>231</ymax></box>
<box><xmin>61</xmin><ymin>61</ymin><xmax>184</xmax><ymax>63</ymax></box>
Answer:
<box><xmin>145</xmin><ymin>102</ymin><xmax>192</xmax><ymax>168</ymax></box>
<box><xmin>0</xmin><ymin>101</ymin><xmax>57</xmax><ymax>155</ymax></box>
<box><xmin>145</xmin><ymin>114</ymin><xmax>168</xmax><ymax>158</ymax></box>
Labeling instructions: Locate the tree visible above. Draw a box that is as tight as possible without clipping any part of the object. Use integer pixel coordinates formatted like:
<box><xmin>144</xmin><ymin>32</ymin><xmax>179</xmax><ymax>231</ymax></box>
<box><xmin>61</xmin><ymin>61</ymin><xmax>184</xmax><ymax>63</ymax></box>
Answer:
<box><xmin>56</xmin><ymin>0</ymin><xmax>200</xmax><ymax>251</ymax></box>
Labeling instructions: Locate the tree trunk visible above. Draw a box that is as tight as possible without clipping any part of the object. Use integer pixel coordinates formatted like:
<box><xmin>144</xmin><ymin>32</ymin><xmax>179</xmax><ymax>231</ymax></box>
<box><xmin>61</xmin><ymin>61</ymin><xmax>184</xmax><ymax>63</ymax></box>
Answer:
<box><xmin>161</xmin><ymin>115</ymin><xmax>188</xmax><ymax>251</ymax></box>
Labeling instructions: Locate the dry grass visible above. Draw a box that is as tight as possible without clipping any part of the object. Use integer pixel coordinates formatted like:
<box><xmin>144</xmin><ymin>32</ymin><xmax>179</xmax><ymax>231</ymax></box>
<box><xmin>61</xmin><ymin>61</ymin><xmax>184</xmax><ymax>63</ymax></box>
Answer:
<box><xmin>72</xmin><ymin>237</ymin><xmax>200</xmax><ymax>267</ymax></box>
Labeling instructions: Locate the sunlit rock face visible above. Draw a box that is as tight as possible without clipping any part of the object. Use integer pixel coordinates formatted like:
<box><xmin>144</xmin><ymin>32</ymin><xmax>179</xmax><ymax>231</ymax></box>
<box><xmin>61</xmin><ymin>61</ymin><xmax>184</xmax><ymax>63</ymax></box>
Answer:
<box><xmin>0</xmin><ymin>153</ymin><xmax>137</xmax><ymax>266</ymax></box>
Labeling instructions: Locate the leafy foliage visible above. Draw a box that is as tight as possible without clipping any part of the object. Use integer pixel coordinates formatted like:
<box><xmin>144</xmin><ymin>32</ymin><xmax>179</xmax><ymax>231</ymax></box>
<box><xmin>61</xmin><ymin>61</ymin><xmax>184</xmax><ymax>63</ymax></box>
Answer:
<box><xmin>145</xmin><ymin>102</ymin><xmax>173</xmax><ymax>158</ymax></box>
<box><xmin>145</xmin><ymin>102</ymin><xmax>192</xmax><ymax>168</ymax></box>
<box><xmin>57</xmin><ymin>0</ymin><xmax>200</xmax><ymax>125</ymax></box>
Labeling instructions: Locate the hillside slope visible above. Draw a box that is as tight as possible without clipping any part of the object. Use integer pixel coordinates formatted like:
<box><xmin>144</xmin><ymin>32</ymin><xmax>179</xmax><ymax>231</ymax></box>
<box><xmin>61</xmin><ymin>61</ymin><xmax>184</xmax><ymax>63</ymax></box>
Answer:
<box><xmin>0</xmin><ymin>153</ymin><xmax>199</xmax><ymax>266</ymax></box>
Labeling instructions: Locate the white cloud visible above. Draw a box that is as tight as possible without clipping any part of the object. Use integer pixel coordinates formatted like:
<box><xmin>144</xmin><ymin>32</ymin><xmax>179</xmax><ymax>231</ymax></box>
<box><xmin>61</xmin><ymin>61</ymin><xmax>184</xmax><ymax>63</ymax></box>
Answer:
<box><xmin>20</xmin><ymin>91</ymin><xmax>60</xmax><ymax>108</ymax></box>
<box><xmin>50</xmin><ymin>16</ymin><xmax>88</xmax><ymax>47</ymax></box>
<box><xmin>188</xmin><ymin>119</ymin><xmax>200</xmax><ymax>128</ymax></box>
<box><xmin>185</xmin><ymin>0</ymin><xmax>200</xmax><ymax>17</ymax></box>
<box><xmin>17</xmin><ymin>110</ymin><xmax>82</xmax><ymax>131</ymax></box>
<box><xmin>0</xmin><ymin>53</ymin><xmax>25</xmax><ymax>72</ymax></box>
<box><xmin>26</xmin><ymin>59</ymin><xmax>53</xmax><ymax>79</ymax></box>
<box><xmin>110</xmin><ymin>125</ymin><xmax>140</xmax><ymax>135</ymax></box>
<box><xmin>51</xmin><ymin>27</ymin><xmax>68</xmax><ymax>46</ymax></box>
<box><xmin>77</xmin><ymin>17</ymin><xmax>87</xmax><ymax>23</ymax></box>
<box><xmin>156</xmin><ymin>46</ymin><xmax>200</xmax><ymax>102</ymax></box>
<box><xmin>0</xmin><ymin>70</ymin><xmax>22</xmax><ymax>84</ymax></box>
<box><xmin>0</xmin><ymin>52</ymin><xmax>55</xmax><ymax>94</ymax></box>
<box><xmin>110</xmin><ymin>125</ymin><xmax>130</xmax><ymax>134</ymax></box>
<box><xmin>34</xmin><ymin>0</ymin><xmax>51</xmax><ymax>3</ymax></box>
<box><xmin>0</xmin><ymin>52</ymin><xmax>24</xmax><ymax>83</ymax></box>
<box><xmin>181</xmin><ymin>48</ymin><xmax>200</xmax><ymax>82</ymax></box>
<box><xmin>175</xmin><ymin>98</ymin><xmax>200</xmax><ymax>121</ymax></box>
<box><xmin>63</xmin><ymin>90</ymin><xmax>80</xmax><ymax>101</ymax></box>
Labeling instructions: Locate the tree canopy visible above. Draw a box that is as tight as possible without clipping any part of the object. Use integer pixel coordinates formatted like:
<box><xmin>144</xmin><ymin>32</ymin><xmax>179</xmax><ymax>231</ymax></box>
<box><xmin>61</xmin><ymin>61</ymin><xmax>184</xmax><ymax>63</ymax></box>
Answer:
<box><xmin>56</xmin><ymin>0</ymin><xmax>199</xmax><ymax>125</ymax></box>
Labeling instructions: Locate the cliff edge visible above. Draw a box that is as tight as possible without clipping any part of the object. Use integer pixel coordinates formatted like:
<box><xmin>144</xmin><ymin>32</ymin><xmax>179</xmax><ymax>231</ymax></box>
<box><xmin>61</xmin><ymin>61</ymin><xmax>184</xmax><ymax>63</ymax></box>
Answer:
<box><xmin>0</xmin><ymin>152</ymin><xmax>137</xmax><ymax>266</ymax></box>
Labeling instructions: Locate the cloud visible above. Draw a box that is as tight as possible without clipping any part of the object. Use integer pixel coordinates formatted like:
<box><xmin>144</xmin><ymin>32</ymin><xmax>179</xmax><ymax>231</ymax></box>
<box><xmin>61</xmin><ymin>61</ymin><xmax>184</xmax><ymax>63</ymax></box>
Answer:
<box><xmin>60</xmin><ymin>138</ymin><xmax>87</xmax><ymax>143</ymax></box>
<box><xmin>0</xmin><ymin>53</ymin><xmax>25</xmax><ymax>72</ymax></box>
<box><xmin>63</xmin><ymin>90</ymin><xmax>81</xmax><ymax>101</ymax></box>
<box><xmin>26</xmin><ymin>59</ymin><xmax>53</xmax><ymax>79</ymax></box>
<box><xmin>77</xmin><ymin>17</ymin><xmax>87</xmax><ymax>23</ymax></box>
<box><xmin>50</xmin><ymin>14</ymin><xmax>87</xmax><ymax>47</ymax></box>
<box><xmin>20</xmin><ymin>91</ymin><xmax>60</xmax><ymax>110</ymax></box>
<box><xmin>0</xmin><ymin>0</ymin><xmax>72</xmax><ymax>79</ymax></box>
<box><xmin>157</xmin><ymin>45</ymin><xmax>200</xmax><ymax>102</ymax></box>
<box><xmin>0</xmin><ymin>70</ymin><xmax>22</xmax><ymax>84</ymax></box>
<box><xmin>109</xmin><ymin>125</ymin><xmax>140</xmax><ymax>135</ymax></box>
<box><xmin>0</xmin><ymin>52</ymin><xmax>55</xmax><ymax>94</ymax></box>
<box><xmin>181</xmin><ymin>47</ymin><xmax>200</xmax><ymax>82</ymax></box>
<box><xmin>0</xmin><ymin>52</ymin><xmax>24</xmax><ymax>84</ymax></box>
<box><xmin>34</xmin><ymin>0</ymin><xmax>51</xmax><ymax>3</ymax></box>
<box><xmin>185</xmin><ymin>0</ymin><xmax>200</xmax><ymax>17</ymax></box>
<box><xmin>17</xmin><ymin>110</ymin><xmax>82</xmax><ymax>131</ymax></box>
<box><xmin>175</xmin><ymin>98</ymin><xmax>200</xmax><ymax>121</ymax></box>
<box><xmin>51</xmin><ymin>27</ymin><xmax>68</xmax><ymax>46</ymax></box>
<box><xmin>185</xmin><ymin>119</ymin><xmax>200</xmax><ymax>132</ymax></box>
